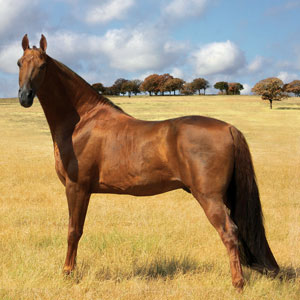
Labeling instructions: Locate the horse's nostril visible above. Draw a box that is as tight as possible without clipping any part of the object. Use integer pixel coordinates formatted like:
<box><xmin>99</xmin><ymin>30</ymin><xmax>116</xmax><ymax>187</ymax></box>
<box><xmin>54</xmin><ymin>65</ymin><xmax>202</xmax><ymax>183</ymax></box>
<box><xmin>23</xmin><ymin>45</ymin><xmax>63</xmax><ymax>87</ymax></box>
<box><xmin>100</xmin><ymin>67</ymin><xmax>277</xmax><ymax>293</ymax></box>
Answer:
<box><xmin>27</xmin><ymin>90</ymin><xmax>33</xmax><ymax>98</ymax></box>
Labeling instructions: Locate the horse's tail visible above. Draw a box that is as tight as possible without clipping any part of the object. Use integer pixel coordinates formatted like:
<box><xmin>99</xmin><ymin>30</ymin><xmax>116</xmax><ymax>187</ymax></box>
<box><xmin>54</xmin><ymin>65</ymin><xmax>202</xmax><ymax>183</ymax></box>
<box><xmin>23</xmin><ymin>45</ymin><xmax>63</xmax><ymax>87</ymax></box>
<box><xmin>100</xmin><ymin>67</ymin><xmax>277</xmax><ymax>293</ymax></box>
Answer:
<box><xmin>227</xmin><ymin>126</ymin><xmax>279</xmax><ymax>274</ymax></box>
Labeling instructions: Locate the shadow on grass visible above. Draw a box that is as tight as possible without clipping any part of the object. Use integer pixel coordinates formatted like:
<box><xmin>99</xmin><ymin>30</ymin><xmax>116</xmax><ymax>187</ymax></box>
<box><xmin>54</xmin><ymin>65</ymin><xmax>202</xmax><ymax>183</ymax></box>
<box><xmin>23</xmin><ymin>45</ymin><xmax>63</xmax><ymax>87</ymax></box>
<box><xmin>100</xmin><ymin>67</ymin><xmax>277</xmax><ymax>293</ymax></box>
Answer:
<box><xmin>63</xmin><ymin>259</ymin><xmax>300</xmax><ymax>286</ymax></box>
<box><xmin>243</xmin><ymin>265</ymin><xmax>300</xmax><ymax>284</ymax></box>
<box><xmin>132</xmin><ymin>255</ymin><xmax>206</xmax><ymax>279</ymax></box>
<box><xmin>276</xmin><ymin>107</ymin><xmax>300</xmax><ymax>110</ymax></box>
<box><xmin>92</xmin><ymin>255</ymin><xmax>213</xmax><ymax>282</ymax></box>
<box><xmin>277</xmin><ymin>266</ymin><xmax>300</xmax><ymax>281</ymax></box>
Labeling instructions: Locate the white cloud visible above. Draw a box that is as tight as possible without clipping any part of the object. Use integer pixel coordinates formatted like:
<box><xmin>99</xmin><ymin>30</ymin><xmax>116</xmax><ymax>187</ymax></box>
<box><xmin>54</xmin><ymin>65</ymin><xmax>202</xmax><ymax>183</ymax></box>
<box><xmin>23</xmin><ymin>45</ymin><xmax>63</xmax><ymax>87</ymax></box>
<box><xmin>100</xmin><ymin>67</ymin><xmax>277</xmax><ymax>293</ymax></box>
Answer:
<box><xmin>43</xmin><ymin>31</ymin><xmax>102</xmax><ymax>64</ymax></box>
<box><xmin>79</xmin><ymin>70</ymin><xmax>101</xmax><ymax>85</ymax></box>
<box><xmin>277</xmin><ymin>71</ymin><xmax>299</xmax><ymax>83</ymax></box>
<box><xmin>0</xmin><ymin>41</ymin><xmax>23</xmax><ymax>74</ymax></box>
<box><xmin>84</xmin><ymin>0</ymin><xmax>135</xmax><ymax>24</ymax></box>
<box><xmin>247</xmin><ymin>56</ymin><xmax>266</xmax><ymax>73</ymax></box>
<box><xmin>240</xmin><ymin>83</ymin><xmax>251</xmax><ymax>95</ymax></box>
<box><xmin>170</xmin><ymin>67</ymin><xmax>183</xmax><ymax>79</ymax></box>
<box><xmin>191</xmin><ymin>40</ymin><xmax>246</xmax><ymax>76</ymax></box>
<box><xmin>164</xmin><ymin>0</ymin><xmax>209</xmax><ymax>18</ymax></box>
<box><xmin>28</xmin><ymin>28</ymin><xmax>186</xmax><ymax>84</ymax></box>
<box><xmin>0</xmin><ymin>0</ymin><xmax>25</xmax><ymax>35</ymax></box>
<box><xmin>99</xmin><ymin>28</ymin><xmax>186</xmax><ymax>72</ymax></box>
<box><xmin>0</xmin><ymin>0</ymin><xmax>40</xmax><ymax>38</ymax></box>
<box><xmin>138</xmin><ymin>71</ymin><xmax>154</xmax><ymax>82</ymax></box>
<box><xmin>44</xmin><ymin>28</ymin><xmax>184</xmax><ymax>73</ymax></box>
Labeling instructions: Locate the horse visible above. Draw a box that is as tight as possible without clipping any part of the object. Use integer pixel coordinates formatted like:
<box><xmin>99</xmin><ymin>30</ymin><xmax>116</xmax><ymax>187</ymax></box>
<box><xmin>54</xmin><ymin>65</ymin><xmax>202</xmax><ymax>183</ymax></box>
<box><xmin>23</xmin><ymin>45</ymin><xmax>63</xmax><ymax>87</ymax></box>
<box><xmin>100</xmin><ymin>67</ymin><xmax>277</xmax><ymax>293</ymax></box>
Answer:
<box><xmin>17</xmin><ymin>34</ymin><xmax>279</xmax><ymax>291</ymax></box>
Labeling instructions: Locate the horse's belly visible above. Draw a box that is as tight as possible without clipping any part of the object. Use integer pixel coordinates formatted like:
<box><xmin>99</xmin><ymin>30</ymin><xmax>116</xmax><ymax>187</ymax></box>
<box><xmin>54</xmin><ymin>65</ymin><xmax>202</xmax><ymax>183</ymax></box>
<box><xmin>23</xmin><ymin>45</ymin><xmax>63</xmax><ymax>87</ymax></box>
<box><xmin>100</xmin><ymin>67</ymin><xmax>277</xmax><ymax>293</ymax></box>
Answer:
<box><xmin>92</xmin><ymin>175</ymin><xmax>184</xmax><ymax>196</ymax></box>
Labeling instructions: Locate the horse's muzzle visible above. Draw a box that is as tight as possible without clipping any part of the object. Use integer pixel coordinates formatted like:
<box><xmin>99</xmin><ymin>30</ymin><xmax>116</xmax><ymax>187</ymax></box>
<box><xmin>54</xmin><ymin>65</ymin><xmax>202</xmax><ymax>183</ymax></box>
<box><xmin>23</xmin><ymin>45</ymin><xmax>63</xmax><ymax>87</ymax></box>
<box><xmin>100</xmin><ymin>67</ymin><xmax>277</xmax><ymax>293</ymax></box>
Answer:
<box><xmin>18</xmin><ymin>86</ymin><xmax>35</xmax><ymax>108</ymax></box>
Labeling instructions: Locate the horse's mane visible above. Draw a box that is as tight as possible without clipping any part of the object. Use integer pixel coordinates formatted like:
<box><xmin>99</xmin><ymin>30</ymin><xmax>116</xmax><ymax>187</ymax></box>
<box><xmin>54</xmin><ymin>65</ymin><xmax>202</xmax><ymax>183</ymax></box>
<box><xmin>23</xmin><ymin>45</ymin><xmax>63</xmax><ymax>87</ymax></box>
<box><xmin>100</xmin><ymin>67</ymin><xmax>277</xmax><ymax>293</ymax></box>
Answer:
<box><xmin>50</xmin><ymin>56</ymin><xmax>124</xmax><ymax>113</ymax></box>
<box><xmin>98</xmin><ymin>95</ymin><xmax>125</xmax><ymax>113</ymax></box>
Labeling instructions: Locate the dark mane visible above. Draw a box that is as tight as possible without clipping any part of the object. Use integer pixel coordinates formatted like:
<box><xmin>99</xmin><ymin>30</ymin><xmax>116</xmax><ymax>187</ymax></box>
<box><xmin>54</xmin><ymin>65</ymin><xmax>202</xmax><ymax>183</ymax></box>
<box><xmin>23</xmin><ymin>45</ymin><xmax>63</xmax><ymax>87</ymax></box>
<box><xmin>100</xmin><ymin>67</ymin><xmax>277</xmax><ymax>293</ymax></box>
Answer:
<box><xmin>98</xmin><ymin>96</ymin><xmax>125</xmax><ymax>113</ymax></box>
<box><xmin>52</xmin><ymin>57</ymin><xmax>125</xmax><ymax>113</ymax></box>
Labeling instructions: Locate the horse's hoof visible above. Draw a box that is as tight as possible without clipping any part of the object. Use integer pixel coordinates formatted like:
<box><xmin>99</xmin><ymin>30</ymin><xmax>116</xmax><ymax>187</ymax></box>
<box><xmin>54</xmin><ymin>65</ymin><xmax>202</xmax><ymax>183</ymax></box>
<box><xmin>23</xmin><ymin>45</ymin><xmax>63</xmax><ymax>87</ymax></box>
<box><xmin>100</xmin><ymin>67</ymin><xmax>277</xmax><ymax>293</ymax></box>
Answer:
<box><xmin>63</xmin><ymin>266</ymin><xmax>73</xmax><ymax>275</ymax></box>
<box><xmin>233</xmin><ymin>279</ymin><xmax>244</xmax><ymax>293</ymax></box>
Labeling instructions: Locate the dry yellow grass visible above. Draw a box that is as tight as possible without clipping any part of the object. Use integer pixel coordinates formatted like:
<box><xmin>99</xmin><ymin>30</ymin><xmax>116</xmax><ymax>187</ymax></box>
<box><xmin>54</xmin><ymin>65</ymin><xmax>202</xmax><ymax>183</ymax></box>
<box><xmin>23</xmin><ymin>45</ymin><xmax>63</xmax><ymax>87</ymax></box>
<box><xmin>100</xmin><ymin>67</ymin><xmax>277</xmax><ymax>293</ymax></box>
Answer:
<box><xmin>0</xmin><ymin>95</ymin><xmax>299</xmax><ymax>299</ymax></box>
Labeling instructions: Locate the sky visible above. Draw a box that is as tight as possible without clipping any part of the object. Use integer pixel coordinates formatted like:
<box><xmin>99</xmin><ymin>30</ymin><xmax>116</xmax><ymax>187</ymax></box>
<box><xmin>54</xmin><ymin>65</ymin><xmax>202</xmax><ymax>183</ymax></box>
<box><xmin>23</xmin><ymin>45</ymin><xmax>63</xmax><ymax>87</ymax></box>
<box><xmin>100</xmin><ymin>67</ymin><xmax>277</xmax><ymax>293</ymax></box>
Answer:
<box><xmin>0</xmin><ymin>0</ymin><xmax>300</xmax><ymax>97</ymax></box>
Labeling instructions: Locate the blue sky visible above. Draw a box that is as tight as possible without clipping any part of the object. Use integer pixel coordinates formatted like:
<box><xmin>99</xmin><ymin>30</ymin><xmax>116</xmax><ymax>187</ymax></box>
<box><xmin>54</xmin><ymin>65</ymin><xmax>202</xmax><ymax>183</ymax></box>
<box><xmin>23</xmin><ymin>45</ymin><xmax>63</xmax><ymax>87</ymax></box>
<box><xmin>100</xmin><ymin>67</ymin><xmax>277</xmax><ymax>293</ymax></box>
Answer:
<box><xmin>0</xmin><ymin>0</ymin><xmax>300</xmax><ymax>97</ymax></box>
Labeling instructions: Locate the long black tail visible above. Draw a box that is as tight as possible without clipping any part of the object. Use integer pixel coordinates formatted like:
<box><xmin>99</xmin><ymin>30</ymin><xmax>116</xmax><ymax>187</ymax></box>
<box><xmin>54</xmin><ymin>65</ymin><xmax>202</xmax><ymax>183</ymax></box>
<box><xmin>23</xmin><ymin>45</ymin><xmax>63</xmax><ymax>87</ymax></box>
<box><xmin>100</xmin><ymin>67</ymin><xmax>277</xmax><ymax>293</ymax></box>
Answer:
<box><xmin>228</xmin><ymin>126</ymin><xmax>279</xmax><ymax>274</ymax></box>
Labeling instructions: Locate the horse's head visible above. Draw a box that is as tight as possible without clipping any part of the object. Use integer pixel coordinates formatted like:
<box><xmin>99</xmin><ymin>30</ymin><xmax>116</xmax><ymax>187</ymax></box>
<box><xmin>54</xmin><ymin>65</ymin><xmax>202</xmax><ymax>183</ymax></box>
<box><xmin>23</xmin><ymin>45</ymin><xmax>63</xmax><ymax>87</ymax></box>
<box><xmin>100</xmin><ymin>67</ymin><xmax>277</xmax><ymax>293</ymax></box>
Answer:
<box><xmin>18</xmin><ymin>34</ymin><xmax>48</xmax><ymax>107</ymax></box>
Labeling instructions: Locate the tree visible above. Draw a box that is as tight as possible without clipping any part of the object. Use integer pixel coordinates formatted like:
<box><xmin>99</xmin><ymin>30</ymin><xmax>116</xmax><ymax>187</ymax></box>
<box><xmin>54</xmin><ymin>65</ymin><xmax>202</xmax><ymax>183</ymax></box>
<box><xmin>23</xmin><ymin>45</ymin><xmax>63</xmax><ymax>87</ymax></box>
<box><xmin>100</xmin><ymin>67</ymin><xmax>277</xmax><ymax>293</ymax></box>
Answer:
<box><xmin>102</xmin><ymin>86</ymin><xmax>115</xmax><ymax>95</ymax></box>
<box><xmin>121</xmin><ymin>79</ymin><xmax>142</xmax><ymax>97</ymax></box>
<box><xmin>214</xmin><ymin>81</ymin><xmax>229</xmax><ymax>95</ymax></box>
<box><xmin>228</xmin><ymin>82</ymin><xmax>244</xmax><ymax>95</ymax></box>
<box><xmin>140</xmin><ymin>74</ymin><xmax>160</xmax><ymax>96</ymax></box>
<box><xmin>252</xmin><ymin>77</ymin><xmax>287</xmax><ymax>109</ymax></box>
<box><xmin>158</xmin><ymin>73</ymin><xmax>173</xmax><ymax>95</ymax></box>
<box><xmin>92</xmin><ymin>83</ymin><xmax>105</xmax><ymax>94</ymax></box>
<box><xmin>181</xmin><ymin>82</ymin><xmax>195</xmax><ymax>95</ymax></box>
<box><xmin>284</xmin><ymin>80</ymin><xmax>300</xmax><ymax>97</ymax></box>
<box><xmin>191</xmin><ymin>78</ymin><xmax>209</xmax><ymax>95</ymax></box>
<box><xmin>164</xmin><ymin>78</ymin><xmax>185</xmax><ymax>95</ymax></box>
<box><xmin>131</xmin><ymin>79</ymin><xmax>142</xmax><ymax>96</ymax></box>
<box><xmin>112</xmin><ymin>78</ymin><xmax>128</xmax><ymax>96</ymax></box>
<box><xmin>121</xmin><ymin>81</ymin><xmax>133</xmax><ymax>97</ymax></box>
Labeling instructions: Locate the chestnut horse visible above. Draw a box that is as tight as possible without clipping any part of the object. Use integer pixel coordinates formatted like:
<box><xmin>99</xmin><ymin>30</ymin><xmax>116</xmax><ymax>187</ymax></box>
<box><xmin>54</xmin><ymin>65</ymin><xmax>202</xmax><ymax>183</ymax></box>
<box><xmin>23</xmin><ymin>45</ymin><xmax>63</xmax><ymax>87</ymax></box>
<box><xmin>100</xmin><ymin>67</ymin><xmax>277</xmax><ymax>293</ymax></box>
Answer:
<box><xmin>17</xmin><ymin>34</ymin><xmax>279</xmax><ymax>290</ymax></box>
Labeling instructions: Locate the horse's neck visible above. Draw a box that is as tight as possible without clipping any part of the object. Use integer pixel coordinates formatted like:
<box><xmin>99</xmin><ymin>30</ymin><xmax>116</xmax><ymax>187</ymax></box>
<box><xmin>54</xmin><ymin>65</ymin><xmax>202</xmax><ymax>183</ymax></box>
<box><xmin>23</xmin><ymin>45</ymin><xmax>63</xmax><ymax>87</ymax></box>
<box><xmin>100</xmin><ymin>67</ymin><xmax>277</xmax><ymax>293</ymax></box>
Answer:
<box><xmin>37</xmin><ymin>56</ymin><xmax>102</xmax><ymax>141</ymax></box>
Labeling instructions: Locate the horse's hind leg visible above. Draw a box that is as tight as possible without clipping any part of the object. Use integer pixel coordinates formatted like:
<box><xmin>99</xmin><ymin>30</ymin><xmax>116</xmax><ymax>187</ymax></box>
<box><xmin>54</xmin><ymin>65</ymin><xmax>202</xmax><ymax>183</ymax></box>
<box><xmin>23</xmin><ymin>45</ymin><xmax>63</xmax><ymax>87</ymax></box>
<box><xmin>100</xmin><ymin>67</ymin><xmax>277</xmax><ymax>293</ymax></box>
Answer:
<box><xmin>192</xmin><ymin>191</ymin><xmax>244</xmax><ymax>291</ymax></box>
<box><xmin>63</xmin><ymin>182</ymin><xmax>91</xmax><ymax>274</ymax></box>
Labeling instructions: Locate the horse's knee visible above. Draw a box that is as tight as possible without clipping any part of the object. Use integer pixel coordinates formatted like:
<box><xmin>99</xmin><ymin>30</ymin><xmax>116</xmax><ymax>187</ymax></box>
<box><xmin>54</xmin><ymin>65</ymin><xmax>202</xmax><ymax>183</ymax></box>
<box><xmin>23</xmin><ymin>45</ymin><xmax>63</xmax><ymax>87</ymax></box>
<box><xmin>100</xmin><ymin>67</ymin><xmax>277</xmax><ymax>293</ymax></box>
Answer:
<box><xmin>68</xmin><ymin>228</ymin><xmax>82</xmax><ymax>244</ymax></box>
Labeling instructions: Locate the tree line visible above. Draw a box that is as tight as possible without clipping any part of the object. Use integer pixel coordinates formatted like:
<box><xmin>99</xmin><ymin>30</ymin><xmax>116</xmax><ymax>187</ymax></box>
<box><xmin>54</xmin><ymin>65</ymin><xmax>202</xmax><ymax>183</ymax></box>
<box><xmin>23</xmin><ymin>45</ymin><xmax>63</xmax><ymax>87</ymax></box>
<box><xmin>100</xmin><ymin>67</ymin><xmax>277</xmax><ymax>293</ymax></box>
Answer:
<box><xmin>92</xmin><ymin>74</ymin><xmax>245</xmax><ymax>97</ymax></box>
<box><xmin>92</xmin><ymin>75</ymin><xmax>300</xmax><ymax>109</ymax></box>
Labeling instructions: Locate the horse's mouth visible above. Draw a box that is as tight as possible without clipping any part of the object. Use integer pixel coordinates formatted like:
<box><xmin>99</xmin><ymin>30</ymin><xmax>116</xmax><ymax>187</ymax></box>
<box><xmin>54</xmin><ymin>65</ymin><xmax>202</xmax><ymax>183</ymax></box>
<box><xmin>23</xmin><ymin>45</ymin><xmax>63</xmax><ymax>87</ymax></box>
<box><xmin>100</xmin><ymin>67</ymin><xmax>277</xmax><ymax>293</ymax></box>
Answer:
<box><xmin>18</xmin><ymin>88</ymin><xmax>35</xmax><ymax>108</ymax></box>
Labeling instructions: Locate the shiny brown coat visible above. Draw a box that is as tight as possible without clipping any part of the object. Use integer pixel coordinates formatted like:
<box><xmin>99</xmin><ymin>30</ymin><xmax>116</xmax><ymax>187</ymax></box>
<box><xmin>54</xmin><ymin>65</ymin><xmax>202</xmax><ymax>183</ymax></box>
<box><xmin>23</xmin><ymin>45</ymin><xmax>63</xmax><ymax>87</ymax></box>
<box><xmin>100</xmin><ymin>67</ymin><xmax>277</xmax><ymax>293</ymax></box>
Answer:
<box><xmin>17</xmin><ymin>35</ymin><xmax>279</xmax><ymax>291</ymax></box>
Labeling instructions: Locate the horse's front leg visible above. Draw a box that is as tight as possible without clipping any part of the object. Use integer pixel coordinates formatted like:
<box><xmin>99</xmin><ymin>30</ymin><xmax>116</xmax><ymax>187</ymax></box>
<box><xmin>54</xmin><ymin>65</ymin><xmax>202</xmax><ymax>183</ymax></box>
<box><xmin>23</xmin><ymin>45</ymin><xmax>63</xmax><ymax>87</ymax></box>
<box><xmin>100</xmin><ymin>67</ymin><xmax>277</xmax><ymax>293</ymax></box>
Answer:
<box><xmin>63</xmin><ymin>182</ymin><xmax>91</xmax><ymax>274</ymax></box>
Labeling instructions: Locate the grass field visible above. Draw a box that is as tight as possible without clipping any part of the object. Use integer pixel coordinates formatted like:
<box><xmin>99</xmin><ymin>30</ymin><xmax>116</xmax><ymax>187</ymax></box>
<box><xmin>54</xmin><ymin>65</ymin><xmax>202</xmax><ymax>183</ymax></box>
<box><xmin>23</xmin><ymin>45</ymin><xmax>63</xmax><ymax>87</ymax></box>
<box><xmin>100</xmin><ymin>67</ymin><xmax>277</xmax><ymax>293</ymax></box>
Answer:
<box><xmin>0</xmin><ymin>95</ymin><xmax>300</xmax><ymax>299</ymax></box>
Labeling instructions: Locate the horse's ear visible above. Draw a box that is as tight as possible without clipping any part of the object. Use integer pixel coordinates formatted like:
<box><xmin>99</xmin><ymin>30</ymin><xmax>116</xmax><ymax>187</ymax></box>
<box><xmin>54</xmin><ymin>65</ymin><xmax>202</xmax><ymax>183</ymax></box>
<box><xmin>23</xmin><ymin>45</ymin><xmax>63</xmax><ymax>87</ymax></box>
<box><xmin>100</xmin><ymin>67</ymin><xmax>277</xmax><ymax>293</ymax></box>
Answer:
<box><xmin>22</xmin><ymin>34</ymin><xmax>29</xmax><ymax>51</ymax></box>
<box><xmin>40</xmin><ymin>34</ymin><xmax>47</xmax><ymax>52</ymax></box>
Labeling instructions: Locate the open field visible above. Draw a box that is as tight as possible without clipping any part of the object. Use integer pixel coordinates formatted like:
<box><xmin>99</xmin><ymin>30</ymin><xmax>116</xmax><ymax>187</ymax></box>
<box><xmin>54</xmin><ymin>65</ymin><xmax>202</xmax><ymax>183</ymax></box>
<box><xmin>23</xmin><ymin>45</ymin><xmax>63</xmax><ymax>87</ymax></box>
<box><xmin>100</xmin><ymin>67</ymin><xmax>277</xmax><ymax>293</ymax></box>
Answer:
<box><xmin>0</xmin><ymin>95</ymin><xmax>300</xmax><ymax>299</ymax></box>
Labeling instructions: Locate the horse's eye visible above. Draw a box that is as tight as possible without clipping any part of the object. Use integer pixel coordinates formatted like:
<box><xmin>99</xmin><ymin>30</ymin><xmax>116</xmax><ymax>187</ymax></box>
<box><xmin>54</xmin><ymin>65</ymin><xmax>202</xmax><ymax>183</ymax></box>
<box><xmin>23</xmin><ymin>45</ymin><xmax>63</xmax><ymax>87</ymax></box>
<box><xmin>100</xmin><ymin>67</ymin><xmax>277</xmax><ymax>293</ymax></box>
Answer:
<box><xmin>17</xmin><ymin>60</ymin><xmax>21</xmax><ymax>67</ymax></box>
<box><xmin>40</xmin><ymin>63</ymin><xmax>46</xmax><ymax>70</ymax></box>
